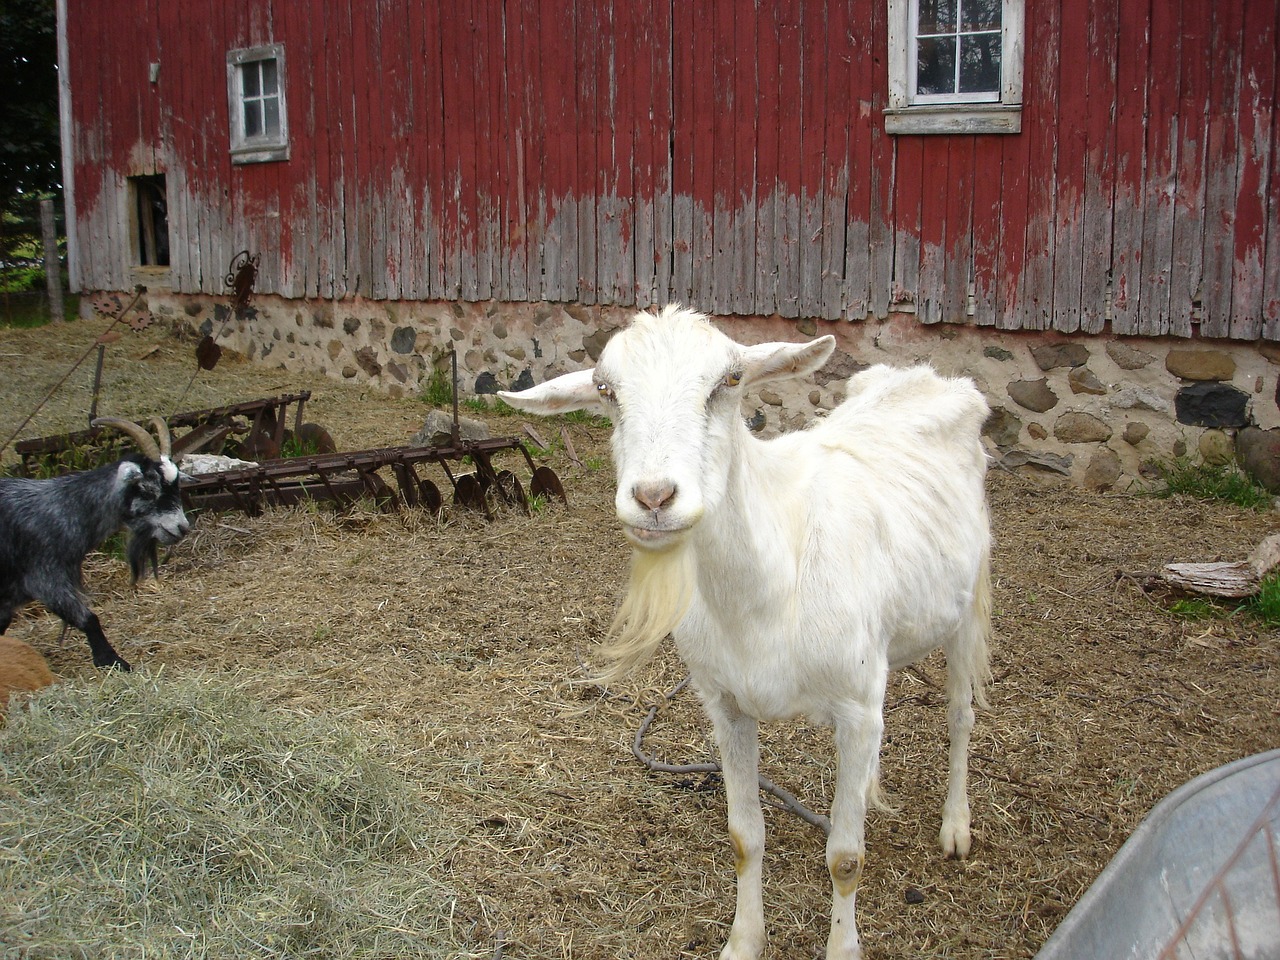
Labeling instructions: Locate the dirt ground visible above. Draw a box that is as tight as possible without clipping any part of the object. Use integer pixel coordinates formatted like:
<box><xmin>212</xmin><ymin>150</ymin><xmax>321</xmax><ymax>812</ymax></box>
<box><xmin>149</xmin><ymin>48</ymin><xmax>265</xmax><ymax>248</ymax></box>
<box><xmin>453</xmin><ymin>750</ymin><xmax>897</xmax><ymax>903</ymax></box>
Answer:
<box><xmin>3</xmin><ymin>314</ymin><xmax>1279</xmax><ymax>959</ymax></box>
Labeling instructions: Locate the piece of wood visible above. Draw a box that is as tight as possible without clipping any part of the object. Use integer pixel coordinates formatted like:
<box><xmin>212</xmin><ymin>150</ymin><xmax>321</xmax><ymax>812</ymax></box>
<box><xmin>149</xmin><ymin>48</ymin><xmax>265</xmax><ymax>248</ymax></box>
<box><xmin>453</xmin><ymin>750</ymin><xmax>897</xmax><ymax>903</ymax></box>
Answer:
<box><xmin>1145</xmin><ymin>534</ymin><xmax>1280</xmax><ymax>598</ymax></box>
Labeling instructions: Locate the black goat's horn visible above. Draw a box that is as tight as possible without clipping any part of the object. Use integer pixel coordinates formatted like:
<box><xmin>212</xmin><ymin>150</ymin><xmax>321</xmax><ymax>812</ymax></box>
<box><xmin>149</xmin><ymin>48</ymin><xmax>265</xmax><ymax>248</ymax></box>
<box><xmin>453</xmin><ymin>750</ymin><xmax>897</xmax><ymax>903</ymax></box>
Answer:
<box><xmin>92</xmin><ymin>417</ymin><xmax>161</xmax><ymax>461</ymax></box>
<box><xmin>147</xmin><ymin>416</ymin><xmax>173</xmax><ymax>458</ymax></box>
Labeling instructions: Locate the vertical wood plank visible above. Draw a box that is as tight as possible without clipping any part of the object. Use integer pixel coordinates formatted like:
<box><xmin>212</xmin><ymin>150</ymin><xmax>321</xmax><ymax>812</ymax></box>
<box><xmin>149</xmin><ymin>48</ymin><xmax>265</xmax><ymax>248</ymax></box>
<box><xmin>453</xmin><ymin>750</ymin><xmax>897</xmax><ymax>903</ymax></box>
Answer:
<box><xmin>865</xmin><ymin>0</ymin><xmax>895</xmax><ymax>319</ymax></box>
<box><xmin>1199</xmin><ymin>0</ymin><xmax>1246</xmax><ymax>337</ymax></box>
<box><xmin>669</xmin><ymin>0</ymin><xmax>695</xmax><ymax>306</ymax></box>
<box><xmin>1134</xmin><ymin>0</ymin><xmax>1180</xmax><ymax>335</ymax></box>
<box><xmin>1264</xmin><ymin>5</ymin><xmax>1280</xmax><ymax>339</ymax></box>
<box><xmin>574</xmin><ymin>2</ymin><xmax>599</xmax><ymax>304</ymax></box>
<box><xmin>843</xmin><ymin>0</ymin><xmax>874</xmax><ymax>321</ymax></box>
<box><xmin>753</xmin><ymin>2</ymin><xmax>782</xmax><ymax>317</ymax></box>
<box><xmin>797</xmin><ymin>2</ymin><xmax>828</xmax><ymax>316</ymax></box>
<box><xmin>710</xmin><ymin>0</ymin><xmax>737</xmax><ymax>314</ymax></box>
<box><xmin>1050</xmin><ymin>0</ymin><xmax>1090</xmax><ymax>333</ymax></box>
<box><xmin>1169</xmin><ymin>0</ymin><xmax>1210</xmax><ymax>334</ymax></box>
<box><xmin>1078</xmin><ymin>0</ymin><xmax>1118</xmax><ymax>334</ymax></box>
<box><xmin>1109</xmin><ymin>0</ymin><xmax>1149</xmax><ymax>334</ymax></box>
<box><xmin>1019</xmin><ymin>0</ymin><xmax>1062</xmax><ymax>331</ymax></box>
<box><xmin>1227</xmin><ymin>0</ymin><xmax>1276</xmax><ymax>338</ymax></box>
<box><xmin>892</xmin><ymin>135</ymin><xmax>923</xmax><ymax>318</ymax></box>
<box><xmin>819</xmin><ymin>0</ymin><xmax>851</xmax><ymax>320</ymax></box>
<box><xmin>915</xmin><ymin>137</ymin><xmax>949</xmax><ymax>325</ymax></box>
<box><xmin>969</xmin><ymin>135</ymin><xmax>1004</xmax><ymax>328</ymax></box>
<box><xmin>775</xmin><ymin>4</ymin><xmax>802</xmax><ymax>317</ymax></box>
<box><xmin>731</xmin><ymin>0</ymin><xmax>759</xmax><ymax>316</ymax></box>
<box><xmin>647</xmin><ymin>4</ymin><xmax>674</xmax><ymax>307</ymax></box>
<box><xmin>942</xmin><ymin>136</ymin><xmax>973</xmax><ymax>325</ymax></box>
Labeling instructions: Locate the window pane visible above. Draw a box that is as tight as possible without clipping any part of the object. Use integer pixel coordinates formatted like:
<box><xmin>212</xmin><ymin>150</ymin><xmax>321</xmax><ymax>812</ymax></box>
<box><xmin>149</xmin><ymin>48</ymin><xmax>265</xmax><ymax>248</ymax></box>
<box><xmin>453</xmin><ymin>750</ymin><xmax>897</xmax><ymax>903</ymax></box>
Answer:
<box><xmin>261</xmin><ymin>58</ymin><xmax>278</xmax><ymax>95</ymax></box>
<box><xmin>958</xmin><ymin>32</ymin><xmax>1001</xmax><ymax>92</ymax></box>
<box><xmin>917</xmin><ymin>0</ymin><xmax>956</xmax><ymax>34</ymax></box>
<box><xmin>961</xmin><ymin>0</ymin><xmax>1001</xmax><ymax>31</ymax></box>
<box><xmin>242</xmin><ymin>62</ymin><xmax>260</xmax><ymax>98</ymax></box>
<box><xmin>244</xmin><ymin>100</ymin><xmax>263</xmax><ymax>138</ymax></box>
<box><xmin>263</xmin><ymin>97</ymin><xmax>280</xmax><ymax>136</ymax></box>
<box><xmin>917</xmin><ymin>36</ymin><xmax>957</xmax><ymax>94</ymax></box>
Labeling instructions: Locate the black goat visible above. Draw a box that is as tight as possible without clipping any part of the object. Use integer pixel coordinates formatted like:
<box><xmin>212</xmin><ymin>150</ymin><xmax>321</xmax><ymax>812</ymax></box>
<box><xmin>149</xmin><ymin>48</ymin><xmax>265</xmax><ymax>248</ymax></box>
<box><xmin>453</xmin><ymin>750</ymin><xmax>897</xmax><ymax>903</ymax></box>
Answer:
<box><xmin>0</xmin><ymin>417</ymin><xmax>191</xmax><ymax>670</ymax></box>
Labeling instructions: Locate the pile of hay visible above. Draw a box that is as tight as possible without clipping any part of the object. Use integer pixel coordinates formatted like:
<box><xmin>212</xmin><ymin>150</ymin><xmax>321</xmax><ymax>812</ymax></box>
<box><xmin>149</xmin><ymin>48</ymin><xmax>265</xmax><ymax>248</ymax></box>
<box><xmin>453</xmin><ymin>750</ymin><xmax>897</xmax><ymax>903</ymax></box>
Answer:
<box><xmin>0</xmin><ymin>671</ymin><xmax>479</xmax><ymax>959</ymax></box>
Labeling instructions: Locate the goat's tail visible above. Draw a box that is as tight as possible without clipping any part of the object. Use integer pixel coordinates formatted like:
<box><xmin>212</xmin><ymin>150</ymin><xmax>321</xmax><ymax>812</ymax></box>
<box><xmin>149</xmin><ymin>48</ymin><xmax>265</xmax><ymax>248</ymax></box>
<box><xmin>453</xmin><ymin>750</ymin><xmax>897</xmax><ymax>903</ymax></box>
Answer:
<box><xmin>593</xmin><ymin>544</ymin><xmax>695</xmax><ymax>686</ymax></box>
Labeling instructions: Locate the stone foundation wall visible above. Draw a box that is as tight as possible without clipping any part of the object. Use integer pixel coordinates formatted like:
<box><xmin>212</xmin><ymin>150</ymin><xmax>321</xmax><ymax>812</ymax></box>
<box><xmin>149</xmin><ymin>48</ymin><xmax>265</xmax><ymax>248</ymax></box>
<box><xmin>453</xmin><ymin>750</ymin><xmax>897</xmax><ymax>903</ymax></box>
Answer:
<box><xmin>138</xmin><ymin>291</ymin><xmax>1280</xmax><ymax>491</ymax></box>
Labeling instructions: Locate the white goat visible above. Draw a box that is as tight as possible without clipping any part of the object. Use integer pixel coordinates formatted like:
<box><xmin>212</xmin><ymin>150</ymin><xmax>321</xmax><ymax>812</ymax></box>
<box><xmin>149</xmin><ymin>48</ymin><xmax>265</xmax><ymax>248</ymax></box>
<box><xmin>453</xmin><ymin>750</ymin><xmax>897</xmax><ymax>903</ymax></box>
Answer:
<box><xmin>499</xmin><ymin>305</ymin><xmax>992</xmax><ymax>960</ymax></box>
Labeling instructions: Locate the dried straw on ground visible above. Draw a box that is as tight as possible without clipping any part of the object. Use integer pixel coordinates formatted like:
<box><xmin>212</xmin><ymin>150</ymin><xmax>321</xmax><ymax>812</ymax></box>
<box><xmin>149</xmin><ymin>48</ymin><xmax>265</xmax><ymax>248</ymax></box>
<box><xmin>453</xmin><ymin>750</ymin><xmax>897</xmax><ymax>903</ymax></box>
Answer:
<box><xmin>2</xmin><ymin>315</ymin><xmax>1280</xmax><ymax>959</ymax></box>
<box><xmin>0</xmin><ymin>671</ymin><xmax>476</xmax><ymax>959</ymax></box>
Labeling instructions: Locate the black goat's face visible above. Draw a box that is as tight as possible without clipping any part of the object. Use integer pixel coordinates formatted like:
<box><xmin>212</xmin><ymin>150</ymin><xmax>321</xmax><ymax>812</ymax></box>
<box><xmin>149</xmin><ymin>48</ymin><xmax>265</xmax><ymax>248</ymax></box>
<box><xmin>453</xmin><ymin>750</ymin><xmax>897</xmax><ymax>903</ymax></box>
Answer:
<box><xmin>118</xmin><ymin>456</ymin><xmax>191</xmax><ymax>546</ymax></box>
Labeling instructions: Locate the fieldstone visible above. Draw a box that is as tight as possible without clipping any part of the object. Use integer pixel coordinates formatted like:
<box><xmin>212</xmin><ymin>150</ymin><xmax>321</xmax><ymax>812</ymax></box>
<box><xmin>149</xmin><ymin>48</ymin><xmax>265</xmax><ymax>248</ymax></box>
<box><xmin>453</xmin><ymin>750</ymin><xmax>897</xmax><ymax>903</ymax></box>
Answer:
<box><xmin>412</xmin><ymin>409</ymin><xmax>490</xmax><ymax>445</ymax></box>
<box><xmin>583</xmin><ymin>328</ymin><xmax>614</xmax><ymax>361</ymax></box>
<box><xmin>475</xmin><ymin>371</ymin><xmax>501</xmax><ymax>394</ymax></box>
<box><xmin>390</xmin><ymin>325</ymin><xmax>417</xmax><ymax>354</ymax></box>
<box><xmin>1084</xmin><ymin>448</ymin><xmax>1122</xmax><ymax>491</ymax></box>
<box><xmin>1165</xmin><ymin>349</ymin><xmax>1235</xmax><ymax>382</ymax></box>
<box><xmin>354</xmin><ymin>346</ymin><xmax>381</xmax><ymax>377</ymax></box>
<box><xmin>343</xmin><ymin>316</ymin><xmax>361</xmax><ymax>335</ymax></box>
<box><xmin>1028</xmin><ymin>422</ymin><xmax>1048</xmax><ymax>440</ymax></box>
<box><xmin>996</xmin><ymin>449</ymin><xmax>1073</xmax><ymax>475</ymax></box>
<box><xmin>1237</xmin><ymin>427</ymin><xmax>1280</xmax><ymax>492</ymax></box>
<box><xmin>1054</xmin><ymin>412</ymin><xmax>1112</xmax><ymax>443</ymax></box>
<box><xmin>341</xmin><ymin>365</ymin><xmax>358</xmax><ymax>379</ymax></box>
<box><xmin>386</xmin><ymin>361</ymin><xmax>409</xmax><ymax>383</ymax></box>
<box><xmin>1068</xmin><ymin>366</ymin><xmax>1106</xmax><ymax>396</ymax></box>
<box><xmin>1173</xmin><ymin>438</ymin><xmax>1188</xmax><ymax>457</ymax></box>
<box><xmin>1031</xmin><ymin>343</ymin><xmax>1090</xmax><ymax>370</ymax></box>
<box><xmin>1259</xmin><ymin>342</ymin><xmax>1280</xmax><ymax>364</ymax></box>
<box><xmin>492</xmin><ymin>321</ymin><xmax>509</xmax><ymax>339</ymax></box>
<box><xmin>1106</xmin><ymin>341</ymin><xmax>1156</xmax><ymax>370</ymax></box>
<box><xmin>797</xmin><ymin>317</ymin><xmax>818</xmax><ymax>337</ymax></box>
<box><xmin>815</xmin><ymin>350</ymin><xmax>868</xmax><ymax>386</ymax></box>
<box><xmin>511</xmin><ymin>369</ymin><xmax>535</xmax><ymax>391</ymax></box>
<box><xmin>808</xmin><ymin>389</ymin><xmax>821</xmax><ymax>406</ymax></box>
<box><xmin>1174</xmin><ymin>382</ymin><xmax>1250</xmax><ymax>428</ymax></box>
<box><xmin>1109</xmin><ymin>386</ymin><xmax>1168</xmax><ymax>413</ymax></box>
<box><xmin>982</xmin><ymin>406</ymin><xmax>1022</xmax><ymax>447</ymax></box>
<box><xmin>1008</xmin><ymin>378</ymin><xmax>1059</xmax><ymax>413</ymax></box>
<box><xmin>759</xmin><ymin>389</ymin><xmax>784</xmax><ymax>407</ymax></box>
<box><xmin>983</xmin><ymin>346</ymin><xmax>1014</xmax><ymax>362</ymax></box>
<box><xmin>504</xmin><ymin>346</ymin><xmax>527</xmax><ymax>362</ymax></box>
<box><xmin>1198</xmin><ymin>429</ymin><xmax>1235</xmax><ymax>465</ymax></box>
<box><xmin>312</xmin><ymin>311</ymin><xmax>334</xmax><ymax>330</ymax></box>
<box><xmin>1122</xmin><ymin>422</ymin><xmax>1150</xmax><ymax>445</ymax></box>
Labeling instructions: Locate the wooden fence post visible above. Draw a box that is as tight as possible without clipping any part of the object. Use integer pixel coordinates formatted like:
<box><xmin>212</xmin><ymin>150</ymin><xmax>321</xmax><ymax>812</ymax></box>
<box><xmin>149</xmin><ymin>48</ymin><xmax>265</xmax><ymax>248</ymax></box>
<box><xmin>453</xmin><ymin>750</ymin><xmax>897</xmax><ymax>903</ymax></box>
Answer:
<box><xmin>40</xmin><ymin>198</ymin><xmax>65</xmax><ymax>323</ymax></box>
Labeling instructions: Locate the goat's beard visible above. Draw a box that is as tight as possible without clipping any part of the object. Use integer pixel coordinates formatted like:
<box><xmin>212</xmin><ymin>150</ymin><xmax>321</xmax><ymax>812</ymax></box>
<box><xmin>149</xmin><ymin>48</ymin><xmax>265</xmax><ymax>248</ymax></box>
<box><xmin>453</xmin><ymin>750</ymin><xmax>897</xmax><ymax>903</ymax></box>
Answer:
<box><xmin>595</xmin><ymin>541</ymin><xmax>695</xmax><ymax>685</ymax></box>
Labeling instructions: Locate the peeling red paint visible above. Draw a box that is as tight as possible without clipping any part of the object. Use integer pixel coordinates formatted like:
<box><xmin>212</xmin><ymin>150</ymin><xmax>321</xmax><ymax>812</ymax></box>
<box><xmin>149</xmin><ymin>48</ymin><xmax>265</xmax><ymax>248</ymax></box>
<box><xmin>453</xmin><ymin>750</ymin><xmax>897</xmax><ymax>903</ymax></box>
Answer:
<box><xmin>61</xmin><ymin>0</ymin><xmax>1280</xmax><ymax>337</ymax></box>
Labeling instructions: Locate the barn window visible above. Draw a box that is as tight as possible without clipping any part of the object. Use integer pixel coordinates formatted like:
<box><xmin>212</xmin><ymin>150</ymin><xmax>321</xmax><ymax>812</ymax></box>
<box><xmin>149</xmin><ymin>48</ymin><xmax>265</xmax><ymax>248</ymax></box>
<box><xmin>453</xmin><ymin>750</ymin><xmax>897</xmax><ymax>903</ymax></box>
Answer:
<box><xmin>226</xmin><ymin>44</ymin><xmax>289</xmax><ymax>163</ymax></box>
<box><xmin>885</xmin><ymin>0</ymin><xmax>1023</xmax><ymax>134</ymax></box>
<box><xmin>129</xmin><ymin>175</ymin><xmax>170</xmax><ymax>268</ymax></box>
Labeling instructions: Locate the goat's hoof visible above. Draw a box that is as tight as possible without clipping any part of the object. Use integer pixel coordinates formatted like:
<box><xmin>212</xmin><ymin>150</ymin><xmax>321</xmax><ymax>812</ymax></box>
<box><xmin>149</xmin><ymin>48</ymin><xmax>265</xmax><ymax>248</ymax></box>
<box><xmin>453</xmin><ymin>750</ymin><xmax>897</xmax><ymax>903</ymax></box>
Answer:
<box><xmin>95</xmin><ymin>655</ymin><xmax>132</xmax><ymax>672</ymax></box>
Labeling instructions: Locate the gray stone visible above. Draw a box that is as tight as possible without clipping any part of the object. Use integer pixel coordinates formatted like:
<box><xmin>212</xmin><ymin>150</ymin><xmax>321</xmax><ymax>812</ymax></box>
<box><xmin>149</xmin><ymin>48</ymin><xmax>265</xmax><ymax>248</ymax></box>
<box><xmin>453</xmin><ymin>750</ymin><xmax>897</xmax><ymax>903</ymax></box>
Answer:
<box><xmin>1165</xmin><ymin>349</ymin><xmax>1236</xmax><ymax>382</ymax></box>
<box><xmin>1174</xmin><ymin>382</ymin><xmax>1250</xmax><ymax>428</ymax></box>
<box><xmin>983</xmin><ymin>346</ymin><xmax>1014</xmax><ymax>362</ymax></box>
<box><xmin>1008</xmin><ymin>378</ymin><xmax>1059</xmax><ymax>413</ymax></box>
<box><xmin>797</xmin><ymin>317</ymin><xmax>818</xmax><ymax>337</ymax></box>
<box><xmin>759</xmin><ymin>389</ymin><xmax>784</xmax><ymax>406</ymax></box>
<box><xmin>390</xmin><ymin>325</ymin><xmax>417</xmax><ymax>354</ymax></box>
<box><xmin>1236</xmin><ymin>427</ymin><xmax>1280</xmax><ymax>493</ymax></box>
<box><xmin>1084</xmin><ymin>448</ymin><xmax>1122</xmax><ymax>491</ymax></box>
<box><xmin>474</xmin><ymin>371</ymin><xmax>501</xmax><ymax>395</ymax></box>
<box><xmin>1105</xmin><ymin>340</ymin><xmax>1156</xmax><ymax>370</ymax></box>
<box><xmin>1259</xmin><ymin>342</ymin><xmax>1280</xmax><ymax>364</ymax></box>
<box><xmin>342</xmin><ymin>316</ymin><xmax>361</xmax><ymax>335</ymax></box>
<box><xmin>512</xmin><ymin>369</ymin><xmax>535</xmax><ymax>392</ymax></box>
<box><xmin>1068</xmin><ymin>366</ymin><xmax>1106</xmax><ymax>396</ymax></box>
<box><xmin>1109</xmin><ymin>386</ymin><xmax>1169</xmax><ymax>413</ymax></box>
<box><xmin>412</xmin><ymin>409</ymin><xmax>490</xmax><ymax>446</ymax></box>
<box><xmin>1031</xmin><ymin>343</ymin><xmax>1090</xmax><ymax>370</ymax></box>
<box><xmin>1028</xmin><ymin>422</ymin><xmax>1048</xmax><ymax>440</ymax></box>
<box><xmin>1054</xmin><ymin>412</ymin><xmax>1112</xmax><ymax>443</ymax></box>
<box><xmin>996</xmin><ymin>449</ymin><xmax>1074</xmax><ymax>475</ymax></box>
<box><xmin>982</xmin><ymin>406</ymin><xmax>1022</xmax><ymax>447</ymax></box>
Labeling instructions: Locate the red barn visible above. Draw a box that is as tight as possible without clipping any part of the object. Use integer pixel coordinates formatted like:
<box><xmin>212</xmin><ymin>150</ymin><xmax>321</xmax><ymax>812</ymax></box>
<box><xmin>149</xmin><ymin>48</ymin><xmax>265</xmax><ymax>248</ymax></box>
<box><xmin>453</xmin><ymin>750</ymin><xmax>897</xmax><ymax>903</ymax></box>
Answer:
<box><xmin>55</xmin><ymin>0</ymin><xmax>1280</xmax><ymax>485</ymax></box>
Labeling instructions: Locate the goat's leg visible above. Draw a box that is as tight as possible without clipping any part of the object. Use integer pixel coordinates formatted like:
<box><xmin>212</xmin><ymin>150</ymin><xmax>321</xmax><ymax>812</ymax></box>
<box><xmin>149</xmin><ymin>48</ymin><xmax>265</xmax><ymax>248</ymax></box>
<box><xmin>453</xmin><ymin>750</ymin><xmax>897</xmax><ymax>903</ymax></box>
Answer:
<box><xmin>827</xmin><ymin>700</ymin><xmax>885</xmax><ymax>960</ymax></box>
<box><xmin>42</xmin><ymin>594</ymin><xmax>130</xmax><ymax>670</ymax></box>
<box><xmin>709</xmin><ymin>704</ymin><xmax>765</xmax><ymax>960</ymax></box>
<box><xmin>940</xmin><ymin>642</ymin><xmax>979</xmax><ymax>858</ymax></box>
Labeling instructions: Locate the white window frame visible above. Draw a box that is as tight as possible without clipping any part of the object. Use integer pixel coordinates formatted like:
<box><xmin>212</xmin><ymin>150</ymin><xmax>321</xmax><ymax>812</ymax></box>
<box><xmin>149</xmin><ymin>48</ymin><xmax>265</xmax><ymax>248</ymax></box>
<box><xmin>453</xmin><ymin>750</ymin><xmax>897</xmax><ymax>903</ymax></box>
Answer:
<box><xmin>886</xmin><ymin>0</ymin><xmax>1024</xmax><ymax>135</ymax></box>
<box><xmin>226</xmin><ymin>43</ymin><xmax>289</xmax><ymax>163</ymax></box>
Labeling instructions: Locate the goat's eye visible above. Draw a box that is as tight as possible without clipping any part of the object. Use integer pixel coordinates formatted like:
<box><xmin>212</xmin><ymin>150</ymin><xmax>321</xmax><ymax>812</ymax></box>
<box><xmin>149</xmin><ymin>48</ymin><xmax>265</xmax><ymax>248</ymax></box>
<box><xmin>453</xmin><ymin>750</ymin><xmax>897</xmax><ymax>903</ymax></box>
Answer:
<box><xmin>595</xmin><ymin>382</ymin><xmax>616</xmax><ymax>402</ymax></box>
<box><xmin>723</xmin><ymin>371</ymin><xmax>742</xmax><ymax>388</ymax></box>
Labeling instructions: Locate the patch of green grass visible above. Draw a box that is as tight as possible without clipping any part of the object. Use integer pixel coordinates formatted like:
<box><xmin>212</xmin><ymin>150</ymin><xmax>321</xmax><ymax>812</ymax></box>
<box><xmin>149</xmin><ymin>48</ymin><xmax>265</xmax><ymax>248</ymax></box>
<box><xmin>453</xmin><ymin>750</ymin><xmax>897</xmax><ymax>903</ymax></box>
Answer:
<box><xmin>419</xmin><ymin>362</ymin><xmax>454</xmax><ymax>408</ymax></box>
<box><xmin>1166</xmin><ymin>571</ymin><xmax>1280</xmax><ymax>628</ymax></box>
<box><xmin>1144</xmin><ymin>457</ymin><xmax>1273</xmax><ymax>510</ymax></box>
<box><xmin>1247</xmin><ymin>571</ymin><xmax>1280</xmax><ymax>626</ymax></box>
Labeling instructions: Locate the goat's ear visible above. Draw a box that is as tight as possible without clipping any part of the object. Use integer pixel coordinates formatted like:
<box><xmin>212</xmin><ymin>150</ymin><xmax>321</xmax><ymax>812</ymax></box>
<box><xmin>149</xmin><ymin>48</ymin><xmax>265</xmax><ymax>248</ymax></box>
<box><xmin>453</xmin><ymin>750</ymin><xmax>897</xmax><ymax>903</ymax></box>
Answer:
<box><xmin>741</xmin><ymin>336</ymin><xmax>836</xmax><ymax>388</ymax></box>
<box><xmin>498</xmin><ymin>369</ymin><xmax>600</xmax><ymax>415</ymax></box>
<box><xmin>114</xmin><ymin>461</ymin><xmax>144</xmax><ymax>488</ymax></box>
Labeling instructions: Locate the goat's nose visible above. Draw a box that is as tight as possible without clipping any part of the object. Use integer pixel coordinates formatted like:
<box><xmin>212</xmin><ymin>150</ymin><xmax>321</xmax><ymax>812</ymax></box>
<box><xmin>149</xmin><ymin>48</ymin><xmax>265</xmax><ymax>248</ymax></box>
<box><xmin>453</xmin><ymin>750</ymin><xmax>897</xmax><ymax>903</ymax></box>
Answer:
<box><xmin>633</xmin><ymin>482</ymin><xmax>676</xmax><ymax>512</ymax></box>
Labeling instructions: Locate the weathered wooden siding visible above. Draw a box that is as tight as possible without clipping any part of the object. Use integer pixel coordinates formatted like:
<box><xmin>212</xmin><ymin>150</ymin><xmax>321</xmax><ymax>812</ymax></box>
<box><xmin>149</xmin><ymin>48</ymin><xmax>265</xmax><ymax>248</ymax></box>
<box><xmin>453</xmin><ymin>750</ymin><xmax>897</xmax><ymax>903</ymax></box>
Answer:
<box><xmin>61</xmin><ymin>0</ymin><xmax>1280</xmax><ymax>338</ymax></box>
